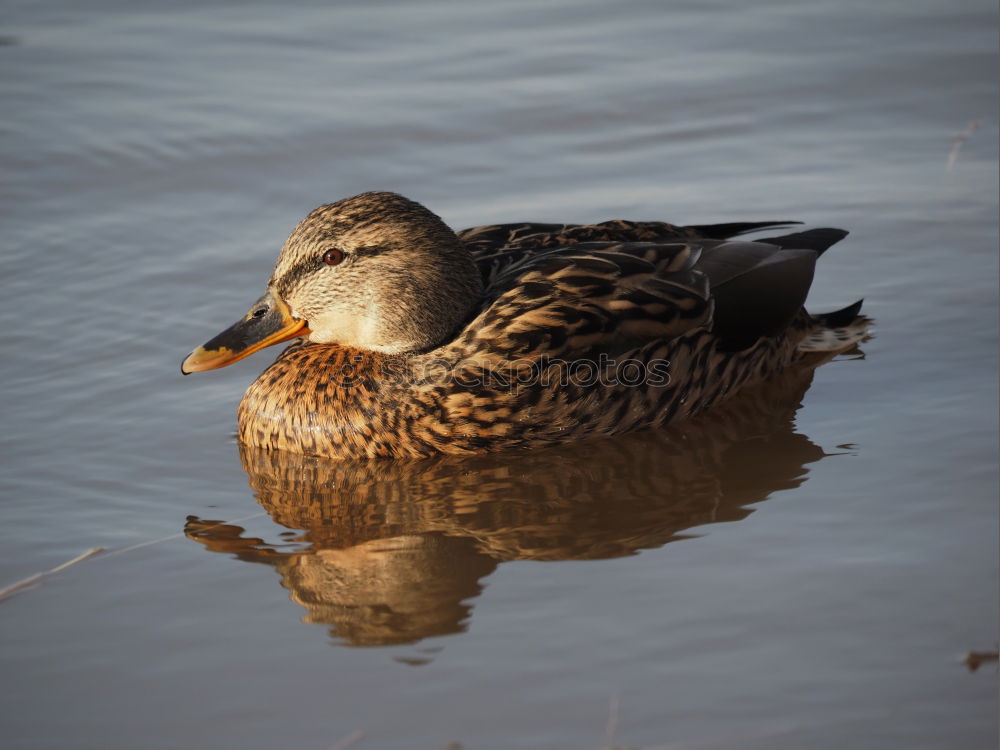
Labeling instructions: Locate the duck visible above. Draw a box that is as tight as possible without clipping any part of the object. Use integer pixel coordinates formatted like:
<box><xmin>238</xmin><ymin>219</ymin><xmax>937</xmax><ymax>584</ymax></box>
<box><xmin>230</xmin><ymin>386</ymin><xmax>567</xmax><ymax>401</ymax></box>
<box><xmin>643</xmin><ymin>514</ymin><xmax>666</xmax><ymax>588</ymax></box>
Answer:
<box><xmin>181</xmin><ymin>191</ymin><xmax>868</xmax><ymax>459</ymax></box>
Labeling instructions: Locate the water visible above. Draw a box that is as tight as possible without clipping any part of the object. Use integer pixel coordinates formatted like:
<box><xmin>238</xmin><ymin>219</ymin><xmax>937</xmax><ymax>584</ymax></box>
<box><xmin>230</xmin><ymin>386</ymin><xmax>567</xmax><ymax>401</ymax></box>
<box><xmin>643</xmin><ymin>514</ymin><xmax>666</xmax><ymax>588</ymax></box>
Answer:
<box><xmin>1</xmin><ymin>0</ymin><xmax>996</xmax><ymax>747</ymax></box>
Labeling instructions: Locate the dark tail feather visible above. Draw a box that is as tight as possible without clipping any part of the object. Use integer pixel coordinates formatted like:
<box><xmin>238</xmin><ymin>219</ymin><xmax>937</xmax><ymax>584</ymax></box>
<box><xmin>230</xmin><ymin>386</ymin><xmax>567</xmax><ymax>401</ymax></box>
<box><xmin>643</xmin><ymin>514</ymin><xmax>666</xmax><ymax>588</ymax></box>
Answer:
<box><xmin>711</xmin><ymin>248</ymin><xmax>818</xmax><ymax>351</ymax></box>
<box><xmin>684</xmin><ymin>220</ymin><xmax>802</xmax><ymax>239</ymax></box>
<box><xmin>756</xmin><ymin>228</ymin><xmax>849</xmax><ymax>256</ymax></box>
<box><xmin>811</xmin><ymin>299</ymin><xmax>864</xmax><ymax>327</ymax></box>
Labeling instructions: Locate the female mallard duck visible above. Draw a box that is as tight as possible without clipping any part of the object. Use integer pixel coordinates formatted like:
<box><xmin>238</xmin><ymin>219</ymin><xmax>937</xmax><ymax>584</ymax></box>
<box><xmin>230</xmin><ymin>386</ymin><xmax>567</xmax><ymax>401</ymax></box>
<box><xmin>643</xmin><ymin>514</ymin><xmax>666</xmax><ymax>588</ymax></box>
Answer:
<box><xmin>182</xmin><ymin>191</ymin><xmax>868</xmax><ymax>459</ymax></box>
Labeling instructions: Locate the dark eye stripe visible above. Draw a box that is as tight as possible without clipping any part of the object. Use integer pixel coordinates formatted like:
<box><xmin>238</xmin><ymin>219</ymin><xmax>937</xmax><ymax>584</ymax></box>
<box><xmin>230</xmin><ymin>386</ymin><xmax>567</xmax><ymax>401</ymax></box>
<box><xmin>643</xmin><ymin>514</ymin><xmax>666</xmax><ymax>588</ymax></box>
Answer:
<box><xmin>274</xmin><ymin>258</ymin><xmax>326</xmax><ymax>298</ymax></box>
<box><xmin>272</xmin><ymin>246</ymin><xmax>389</xmax><ymax>297</ymax></box>
<box><xmin>353</xmin><ymin>245</ymin><xmax>388</xmax><ymax>258</ymax></box>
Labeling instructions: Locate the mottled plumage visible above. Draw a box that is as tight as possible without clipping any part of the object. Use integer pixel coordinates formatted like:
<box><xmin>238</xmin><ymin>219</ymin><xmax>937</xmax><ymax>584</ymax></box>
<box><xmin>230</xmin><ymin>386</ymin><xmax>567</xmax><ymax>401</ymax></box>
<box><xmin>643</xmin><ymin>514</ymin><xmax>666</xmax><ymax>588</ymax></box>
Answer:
<box><xmin>182</xmin><ymin>191</ymin><xmax>869</xmax><ymax>458</ymax></box>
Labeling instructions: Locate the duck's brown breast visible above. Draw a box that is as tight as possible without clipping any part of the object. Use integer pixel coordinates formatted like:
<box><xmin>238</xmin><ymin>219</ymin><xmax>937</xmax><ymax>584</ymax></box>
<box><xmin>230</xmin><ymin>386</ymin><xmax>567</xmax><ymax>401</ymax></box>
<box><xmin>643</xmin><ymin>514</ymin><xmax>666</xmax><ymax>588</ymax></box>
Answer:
<box><xmin>237</xmin><ymin>324</ymin><xmax>804</xmax><ymax>460</ymax></box>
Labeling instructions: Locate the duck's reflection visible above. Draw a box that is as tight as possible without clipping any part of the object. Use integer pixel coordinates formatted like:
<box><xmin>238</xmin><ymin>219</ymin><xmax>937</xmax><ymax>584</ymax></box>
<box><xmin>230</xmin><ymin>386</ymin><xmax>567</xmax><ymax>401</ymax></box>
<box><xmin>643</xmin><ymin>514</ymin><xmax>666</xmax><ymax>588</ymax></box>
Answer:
<box><xmin>186</xmin><ymin>366</ymin><xmax>830</xmax><ymax>649</ymax></box>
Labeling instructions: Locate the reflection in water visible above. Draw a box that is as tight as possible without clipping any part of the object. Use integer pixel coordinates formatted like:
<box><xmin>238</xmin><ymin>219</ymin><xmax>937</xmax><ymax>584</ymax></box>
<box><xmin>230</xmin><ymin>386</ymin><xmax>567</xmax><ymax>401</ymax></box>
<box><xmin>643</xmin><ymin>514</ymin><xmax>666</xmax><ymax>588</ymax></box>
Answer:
<box><xmin>186</xmin><ymin>365</ymin><xmax>833</xmax><ymax>649</ymax></box>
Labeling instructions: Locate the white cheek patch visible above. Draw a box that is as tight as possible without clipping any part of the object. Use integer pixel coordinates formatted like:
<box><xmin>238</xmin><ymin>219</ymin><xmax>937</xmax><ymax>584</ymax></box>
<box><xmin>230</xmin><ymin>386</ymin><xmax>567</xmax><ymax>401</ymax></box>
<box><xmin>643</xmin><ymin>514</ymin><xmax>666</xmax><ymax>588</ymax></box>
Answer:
<box><xmin>357</xmin><ymin>313</ymin><xmax>381</xmax><ymax>346</ymax></box>
<box><xmin>308</xmin><ymin>307</ymin><xmax>381</xmax><ymax>347</ymax></box>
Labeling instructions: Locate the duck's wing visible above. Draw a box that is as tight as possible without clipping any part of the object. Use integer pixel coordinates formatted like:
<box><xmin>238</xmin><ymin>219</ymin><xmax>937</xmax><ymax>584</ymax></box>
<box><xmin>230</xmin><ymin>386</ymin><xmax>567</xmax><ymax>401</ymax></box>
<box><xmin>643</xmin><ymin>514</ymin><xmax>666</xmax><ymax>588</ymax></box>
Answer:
<box><xmin>443</xmin><ymin>241</ymin><xmax>712</xmax><ymax>363</ymax></box>
<box><xmin>445</xmin><ymin>227</ymin><xmax>849</xmax><ymax>363</ymax></box>
<box><xmin>458</xmin><ymin>218</ymin><xmax>799</xmax><ymax>257</ymax></box>
<box><xmin>465</xmin><ymin>219</ymin><xmax>800</xmax><ymax>291</ymax></box>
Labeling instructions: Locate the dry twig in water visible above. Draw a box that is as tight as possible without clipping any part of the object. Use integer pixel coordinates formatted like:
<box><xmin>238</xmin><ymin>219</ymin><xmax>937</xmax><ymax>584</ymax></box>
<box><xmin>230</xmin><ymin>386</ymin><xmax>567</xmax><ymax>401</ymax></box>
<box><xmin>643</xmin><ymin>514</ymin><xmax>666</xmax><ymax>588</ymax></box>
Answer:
<box><xmin>328</xmin><ymin>730</ymin><xmax>364</xmax><ymax>750</ymax></box>
<box><xmin>964</xmin><ymin>649</ymin><xmax>998</xmax><ymax>672</ymax></box>
<box><xmin>947</xmin><ymin>119</ymin><xmax>982</xmax><ymax>171</ymax></box>
<box><xmin>0</xmin><ymin>512</ymin><xmax>267</xmax><ymax>603</ymax></box>
<box><xmin>0</xmin><ymin>547</ymin><xmax>105</xmax><ymax>602</ymax></box>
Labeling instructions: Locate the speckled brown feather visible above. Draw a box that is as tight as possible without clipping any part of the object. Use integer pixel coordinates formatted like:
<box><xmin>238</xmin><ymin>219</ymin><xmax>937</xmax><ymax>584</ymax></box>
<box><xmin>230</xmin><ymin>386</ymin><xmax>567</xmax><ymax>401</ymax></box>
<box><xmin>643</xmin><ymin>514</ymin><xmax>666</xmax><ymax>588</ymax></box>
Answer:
<box><xmin>239</xmin><ymin>318</ymin><xmax>812</xmax><ymax>458</ymax></box>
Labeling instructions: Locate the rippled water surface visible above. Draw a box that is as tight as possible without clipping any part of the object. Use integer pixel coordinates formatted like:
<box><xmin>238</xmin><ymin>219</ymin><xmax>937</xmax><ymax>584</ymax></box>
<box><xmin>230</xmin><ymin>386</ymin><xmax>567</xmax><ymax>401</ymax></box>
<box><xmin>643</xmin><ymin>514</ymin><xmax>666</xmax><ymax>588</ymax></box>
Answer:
<box><xmin>1</xmin><ymin>0</ymin><xmax>996</xmax><ymax>748</ymax></box>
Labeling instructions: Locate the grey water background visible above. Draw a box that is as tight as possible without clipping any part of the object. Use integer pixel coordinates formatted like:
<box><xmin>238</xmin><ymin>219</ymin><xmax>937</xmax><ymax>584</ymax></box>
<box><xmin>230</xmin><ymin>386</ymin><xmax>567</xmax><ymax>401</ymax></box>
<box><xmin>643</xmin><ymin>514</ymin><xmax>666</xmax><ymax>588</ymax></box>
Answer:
<box><xmin>1</xmin><ymin>0</ymin><xmax>996</xmax><ymax>748</ymax></box>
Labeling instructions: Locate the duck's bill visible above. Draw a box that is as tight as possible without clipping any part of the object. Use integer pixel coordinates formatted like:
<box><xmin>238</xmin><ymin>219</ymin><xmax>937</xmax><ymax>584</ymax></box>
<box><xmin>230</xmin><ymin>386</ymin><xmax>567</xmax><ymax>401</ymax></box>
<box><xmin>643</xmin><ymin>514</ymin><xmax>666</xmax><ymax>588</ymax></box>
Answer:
<box><xmin>181</xmin><ymin>291</ymin><xmax>309</xmax><ymax>374</ymax></box>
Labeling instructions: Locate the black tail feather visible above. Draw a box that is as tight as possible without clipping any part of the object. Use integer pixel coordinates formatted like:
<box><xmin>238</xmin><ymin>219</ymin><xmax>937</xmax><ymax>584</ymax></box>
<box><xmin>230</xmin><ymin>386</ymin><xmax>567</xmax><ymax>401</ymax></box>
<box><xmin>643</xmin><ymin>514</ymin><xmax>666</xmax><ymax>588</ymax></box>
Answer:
<box><xmin>755</xmin><ymin>228</ymin><xmax>849</xmax><ymax>256</ymax></box>
<box><xmin>811</xmin><ymin>299</ymin><xmax>865</xmax><ymax>327</ymax></box>
<box><xmin>685</xmin><ymin>220</ymin><xmax>802</xmax><ymax>239</ymax></box>
<box><xmin>710</xmin><ymin>248</ymin><xmax>818</xmax><ymax>351</ymax></box>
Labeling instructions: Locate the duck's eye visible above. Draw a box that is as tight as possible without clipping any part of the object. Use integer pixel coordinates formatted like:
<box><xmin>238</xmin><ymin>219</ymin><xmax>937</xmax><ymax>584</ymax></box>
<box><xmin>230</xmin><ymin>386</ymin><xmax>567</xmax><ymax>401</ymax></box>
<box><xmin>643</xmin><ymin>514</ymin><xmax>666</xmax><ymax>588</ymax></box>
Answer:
<box><xmin>323</xmin><ymin>248</ymin><xmax>345</xmax><ymax>266</ymax></box>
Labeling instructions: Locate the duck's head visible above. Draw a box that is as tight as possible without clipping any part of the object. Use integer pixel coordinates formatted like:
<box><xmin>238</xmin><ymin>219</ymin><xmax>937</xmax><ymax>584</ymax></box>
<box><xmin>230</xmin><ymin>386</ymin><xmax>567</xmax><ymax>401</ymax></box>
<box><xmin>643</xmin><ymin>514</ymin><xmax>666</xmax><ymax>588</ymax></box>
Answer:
<box><xmin>181</xmin><ymin>192</ymin><xmax>482</xmax><ymax>374</ymax></box>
